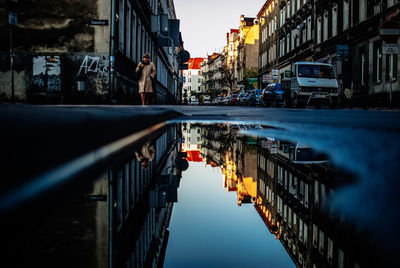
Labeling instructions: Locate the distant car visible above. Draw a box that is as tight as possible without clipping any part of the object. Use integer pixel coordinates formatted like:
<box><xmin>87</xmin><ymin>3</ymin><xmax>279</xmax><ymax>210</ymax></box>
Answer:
<box><xmin>254</xmin><ymin>89</ymin><xmax>263</xmax><ymax>106</ymax></box>
<box><xmin>245</xmin><ymin>90</ymin><xmax>257</xmax><ymax>106</ymax></box>
<box><xmin>224</xmin><ymin>95</ymin><xmax>231</xmax><ymax>105</ymax></box>
<box><xmin>203</xmin><ymin>100</ymin><xmax>211</xmax><ymax>105</ymax></box>
<box><xmin>261</xmin><ymin>83</ymin><xmax>284</xmax><ymax>107</ymax></box>
<box><xmin>217</xmin><ymin>96</ymin><xmax>225</xmax><ymax>105</ymax></box>
<box><xmin>211</xmin><ymin>98</ymin><xmax>218</xmax><ymax>105</ymax></box>
<box><xmin>230</xmin><ymin>94</ymin><xmax>239</xmax><ymax>105</ymax></box>
<box><xmin>238</xmin><ymin>93</ymin><xmax>246</xmax><ymax>105</ymax></box>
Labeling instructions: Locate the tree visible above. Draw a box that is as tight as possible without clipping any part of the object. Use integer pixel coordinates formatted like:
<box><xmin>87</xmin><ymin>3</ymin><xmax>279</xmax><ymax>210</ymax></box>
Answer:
<box><xmin>244</xmin><ymin>68</ymin><xmax>259</xmax><ymax>90</ymax></box>
<box><xmin>221</xmin><ymin>66</ymin><xmax>235</xmax><ymax>94</ymax></box>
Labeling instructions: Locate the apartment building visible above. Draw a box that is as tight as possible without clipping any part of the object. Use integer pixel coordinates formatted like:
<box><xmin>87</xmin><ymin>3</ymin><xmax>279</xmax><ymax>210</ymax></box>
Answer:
<box><xmin>0</xmin><ymin>0</ymin><xmax>183</xmax><ymax>104</ymax></box>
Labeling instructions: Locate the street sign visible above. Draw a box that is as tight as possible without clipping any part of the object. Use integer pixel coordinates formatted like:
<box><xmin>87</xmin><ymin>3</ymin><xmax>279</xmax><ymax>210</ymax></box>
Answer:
<box><xmin>262</xmin><ymin>74</ymin><xmax>269</xmax><ymax>83</ymax></box>
<box><xmin>337</xmin><ymin>44</ymin><xmax>349</xmax><ymax>57</ymax></box>
<box><xmin>271</xmin><ymin>69</ymin><xmax>279</xmax><ymax>75</ymax></box>
<box><xmin>8</xmin><ymin>12</ymin><xmax>18</xmax><ymax>26</ymax></box>
<box><xmin>284</xmin><ymin>70</ymin><xmax>292</xmax><ymax>79</ymax></box>
<box><xmin>380</xmin><ymin>21</ymin><xmax>400</xmax><ymax>43</ymax></box>
<box><xmin>89</xmin><ymin>19</ymin><xmax>109</xmax><ymax>26</ymax></box>
<box><xmin>383</xmin><ymin>42</ymin><xmax>399</xmax><ymax>54</ymax></box>
<box><xmin>177</xmin><ymin>50</ymin><xmax>190</xmax><ymax>63</ymax></box>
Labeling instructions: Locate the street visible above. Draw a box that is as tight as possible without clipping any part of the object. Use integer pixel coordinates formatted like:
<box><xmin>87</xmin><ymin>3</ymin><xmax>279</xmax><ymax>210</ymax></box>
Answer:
<box><xmin>1</xmin><ymin>104</ymin><xmax>400</xmax><ymax>267</ymax></box>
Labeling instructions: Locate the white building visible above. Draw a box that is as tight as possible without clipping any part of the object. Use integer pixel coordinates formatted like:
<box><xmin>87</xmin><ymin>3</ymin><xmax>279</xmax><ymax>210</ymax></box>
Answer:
<box><xmin>182</xmin><ymin>58</ymin><xmax>205</xmax><ymax>103</ymax></box>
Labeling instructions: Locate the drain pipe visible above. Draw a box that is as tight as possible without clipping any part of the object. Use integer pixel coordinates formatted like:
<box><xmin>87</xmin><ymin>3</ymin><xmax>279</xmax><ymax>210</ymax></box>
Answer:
<box><xmin>109</xmin><ymin>0</ymin><xmax>116</xmax><ymax>103</ymax></box>
<box><xmin>109</xmin><ymin>170</ymin><xmax>114</xmax><ymax>268</ymax></box>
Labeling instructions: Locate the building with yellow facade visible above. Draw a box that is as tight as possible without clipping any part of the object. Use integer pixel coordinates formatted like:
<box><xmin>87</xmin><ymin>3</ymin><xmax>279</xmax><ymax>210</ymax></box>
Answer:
<box><xmin>237</xmin><ymin>15</ymin><xmax>260</xmax><ymax>91</ymax></box>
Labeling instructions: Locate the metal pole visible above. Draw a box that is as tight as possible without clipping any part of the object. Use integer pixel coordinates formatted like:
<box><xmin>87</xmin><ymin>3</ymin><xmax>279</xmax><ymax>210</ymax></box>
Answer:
<box><xmin>390</xmin><ymin>72</ymin><xmax>393</xmax><ymax>109</ymax></box>
<box><xmin>10</xmin><ymin>23</ymin><xmax>14</xmax><ymax>103</ymax></box>
<box><xmin>109</xmin><ymin>0</ymin><xmax>116</xmax><ymax>103</ymax></box>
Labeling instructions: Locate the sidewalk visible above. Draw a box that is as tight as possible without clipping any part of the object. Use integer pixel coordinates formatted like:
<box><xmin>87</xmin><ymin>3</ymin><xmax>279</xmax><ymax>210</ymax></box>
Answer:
<box><xmin>0</xmin><ymin>104</ymin><xmax>182</xmax><ymax>191</ymax></box>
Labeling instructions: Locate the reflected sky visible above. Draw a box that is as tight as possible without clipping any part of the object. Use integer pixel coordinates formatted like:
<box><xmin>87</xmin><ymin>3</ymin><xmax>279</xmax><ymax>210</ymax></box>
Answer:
<box><xmin>164</xmin><ymin>162</ymin><xmax>295</xmax><ymax>268</ymax></box>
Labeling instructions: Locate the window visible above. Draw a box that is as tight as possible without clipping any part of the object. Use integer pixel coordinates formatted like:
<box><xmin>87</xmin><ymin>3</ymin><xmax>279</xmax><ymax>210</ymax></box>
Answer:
<box><xmin>302</xmin><ymin>20</ymin><xmax>307</xmax><ymax>43</ymax></box>
<box><xmin>386</xmin><ymin>54</ymin><xmax>398</xmax><ymax>82</ymax></box>
<box><xmin>332</xmin><ymin>4</ymin><xmax>337</xmax><ymax>36</ymax></box>
<box><xmin>126</xmin><ymin>1</ymin><xmax>131</xmax><ymax>58</ymax></box>
<box><xmin>323</xmin><ymin>11</ymin><xmax>328</xmax><ymax>41</ymax></box>
<box><xmin>287</xmin><ymin>1</ymin><xmax>291</xmax><ymax>18</ymax></box>
<box><xmin>312</xmin><ymin>224</ymin><xmax>318</xmax><ymax>247</ymax></box>
<box><xmin>137</xmin><ymin>19</ymin><xmax>142</xmax><ymax>63</ymax></box>
<box><xmin>141</xmin><ymin>26</ymin><xmax>145</xmax><ymax>59</ymax></box>
<box><xmin>373</xmin><ymin>41</ymin><xmax>382</xmax><ymax>83</ymax></box>
<box><xmin>298</xmin><ymin>65</ymin><xmax>336</xmax><ymax>79</ymax></box>
<box><xmin>317</xmin><ymin>16</ymin><xmax>322</xmax><ymax>44</ymax></box>
<box><xmin>388</xmin><ymin>0</ymin><xmax>396</xmax><ymax>8</ymax></box>
<box><xmin>286</xmin><ymin>33</ymin><xmax>290</xmax><ymax>52</ymax></box>
<box><xmin>327</xmin><ymin>238</ymin><xmax>333</xmax><ymax>264</ymax></box>
<box><xmin>319</xmin><ymin>230</ymin><xmax>325</xmax><ymax>254</ymax></box>
<box><xmin>118</xmin><ymin>0</ymin><xmax>125</xmax><ymax>52</ymax></box>
<box><xmin>307</xmin><ymin>16</ymin><xmax>312</xmax><ymax>41</ymax></box>
<box><xmin>132</xmin><ymin>10</ymin><xmax>137</xmax><ymax>62</ymax></box>
<box><xmin>358</xmin><ymin>47</ymin><xmax>367</xmax><ymax>86</ymax></box>
<box><xmin>343</xmin><ymin>0</ymin><xmax>349</xmax><ymax>30</ymax></box>
<box><xmin>359</xmin><ymin>0</ymin><xmax>367</xmax><ymax>22</ymax></box>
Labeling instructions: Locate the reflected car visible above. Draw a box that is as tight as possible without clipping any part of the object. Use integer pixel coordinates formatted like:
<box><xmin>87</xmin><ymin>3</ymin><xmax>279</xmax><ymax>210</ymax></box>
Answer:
<box><xmin>261</xmin><ymin>83</ymin><xmax>284</xmax><ymax>107</ymax></box>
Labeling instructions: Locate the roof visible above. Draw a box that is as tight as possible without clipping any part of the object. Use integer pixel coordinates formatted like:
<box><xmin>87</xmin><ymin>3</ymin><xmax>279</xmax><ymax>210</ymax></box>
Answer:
<box><xmin>257</xmin><ymin>0</ymin><xmax>273</xmax><ymax>18</ymax></box>
<box><xmin>186</xmin><ymin>151</ymin><xmax>203</xmax><ymax>162</ymax></box>
<box><xmin>187</xmin><ymin>58</ymin><xmax>205</xmax><ymax>69</ymax></box>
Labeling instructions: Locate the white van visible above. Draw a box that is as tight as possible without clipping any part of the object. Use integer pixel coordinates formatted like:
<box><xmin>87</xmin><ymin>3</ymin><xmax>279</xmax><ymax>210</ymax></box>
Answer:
<box><xmin>289</xmin><ymin>62</ymin><xmax>339</xmax><ymax>107</ymax></box>
<box><xmin>291</xmin><ymin>142</ymin><xmax>329</xmax><ymax>164</ymax></box>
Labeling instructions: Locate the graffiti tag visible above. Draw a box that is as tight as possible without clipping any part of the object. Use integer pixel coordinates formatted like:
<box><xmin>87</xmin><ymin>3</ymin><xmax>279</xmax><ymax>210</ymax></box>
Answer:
<box><xmin>77</xmin><ymin>56</ymin><xmax>108</xmax><ymax>78</ymax></box>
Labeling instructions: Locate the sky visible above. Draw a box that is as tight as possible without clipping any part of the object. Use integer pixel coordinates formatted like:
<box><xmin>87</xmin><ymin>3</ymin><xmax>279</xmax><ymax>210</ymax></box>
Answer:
<box><xmin>174</xmin><ymin>0</ymin><xmax>266</xmax><ymax>58</ymax></box>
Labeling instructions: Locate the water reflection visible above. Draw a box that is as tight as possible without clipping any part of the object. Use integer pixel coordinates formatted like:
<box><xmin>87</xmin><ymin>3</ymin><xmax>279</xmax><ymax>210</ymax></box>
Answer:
<box><xmin>1</xmin><ymin>122</ymin><xmax>394</xmax><ymax>267</ymax></box>
<box><xmin>176</xmin><ymin>122</ymin><xmax>384</xmax><ymax>267</ymax></box>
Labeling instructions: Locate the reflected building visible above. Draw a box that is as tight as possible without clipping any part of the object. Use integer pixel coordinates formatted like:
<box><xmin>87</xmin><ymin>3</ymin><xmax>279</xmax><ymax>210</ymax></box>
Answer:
<box><xmin>235</xmin><ymin>135</ymin><xmax>258</xmax><ymax>205</ymax></box>
<box><xmin>255</xmin><ymin>136</ymin><xmax>374</xmax><ymax>268</ymax></box>
<box><xmin>1</xmin><ymin>124</ymin><xmax>182</xmax><ymax>268</ymax></box>
<box><xmin>104</xmin><ymin>125</ymin><xmax>182</xmax><ymax>268</ymax></box>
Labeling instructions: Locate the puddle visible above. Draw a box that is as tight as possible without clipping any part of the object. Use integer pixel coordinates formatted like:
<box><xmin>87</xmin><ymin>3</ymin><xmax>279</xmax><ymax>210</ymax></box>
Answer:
<box><xmin>1</xmin><ymin>122</ymin><xmax>399</xmax><ymax>267</ymax></box>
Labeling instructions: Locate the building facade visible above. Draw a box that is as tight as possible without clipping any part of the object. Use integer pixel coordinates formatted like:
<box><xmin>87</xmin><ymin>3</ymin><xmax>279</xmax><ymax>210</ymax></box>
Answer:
<box><xmin>0</xmin><ymin>0</ymin><xmax>183</xmax><ymax>104</ymax></box>
<box><xmin>182</xmin><ymin>57</ymin><xmax>204</xmax><ymax>103</ymax></box>
<box><xmin>237</xmin><ymin>15</ymin><xmax>260</xmax><ymax>90</ymax></box>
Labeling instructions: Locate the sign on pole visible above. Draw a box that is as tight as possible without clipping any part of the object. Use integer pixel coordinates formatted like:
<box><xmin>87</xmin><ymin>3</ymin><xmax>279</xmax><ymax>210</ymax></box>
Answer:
<box><xmin>8</xmin><ymin>12</ymin><xmax>18</xmax><ymax>26</ymax></box>
<box><xmin>379</xmin><ymin>21</ymin><xmax>400</xmax><ymax>44</ymax></box>
<box><xmin>383</xmin><ymin>42</ymin><xmax>399</xmax><ymax>54</ymax></box>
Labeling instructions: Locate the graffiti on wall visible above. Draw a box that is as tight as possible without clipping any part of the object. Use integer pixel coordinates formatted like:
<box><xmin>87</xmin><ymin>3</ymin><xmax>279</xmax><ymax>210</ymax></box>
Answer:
<box><xmin>77</xmin><ymin>55</ymin><xmax>108</xmax><ymax>78</ymax></box>
<box><xmin>32</xmin><ymin>56</ymin><xmax>61</xmax><ymax>92</ymax></box>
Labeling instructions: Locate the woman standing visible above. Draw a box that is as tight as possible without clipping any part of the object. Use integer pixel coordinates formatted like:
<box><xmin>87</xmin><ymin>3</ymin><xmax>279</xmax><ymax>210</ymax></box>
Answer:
<box><xmin>136</xmin><ymin>53</ymin><xmax>156</xmax><ymax>105</ymax></box>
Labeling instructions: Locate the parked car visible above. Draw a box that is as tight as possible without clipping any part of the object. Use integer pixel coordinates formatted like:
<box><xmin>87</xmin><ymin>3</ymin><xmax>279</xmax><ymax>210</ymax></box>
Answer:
<box><xmin>217</xmin><ymin>96</ymin><xmax>225</xmax><ymax>105</ymax></box>
<box><xmin>238</xmin><ymin>93</ymin><xmax>246</xmax><ymax>105</ymax></box>
<box><xmin>224</xmin><ymin>95</ymin><xmax>231</xmax><ymax>105</ymax></box>
<box><xmin>245</xmin><ymin>90</ymin><xmax>257</xmax><ymax>106</ymax></box>
<box><xmin>230</xmin><ymin>94</ymin><xmax>239</xmax><ymax>105</ymax></box>
<box><xmin>261</xmin><ymin>83</ymin><xmax>284</xmax><ymax>107</ymax></box>
<box><xmin>254</xmin><ymin>89</ymin><xmax>263</xmax><ymax>106</ymax></box>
